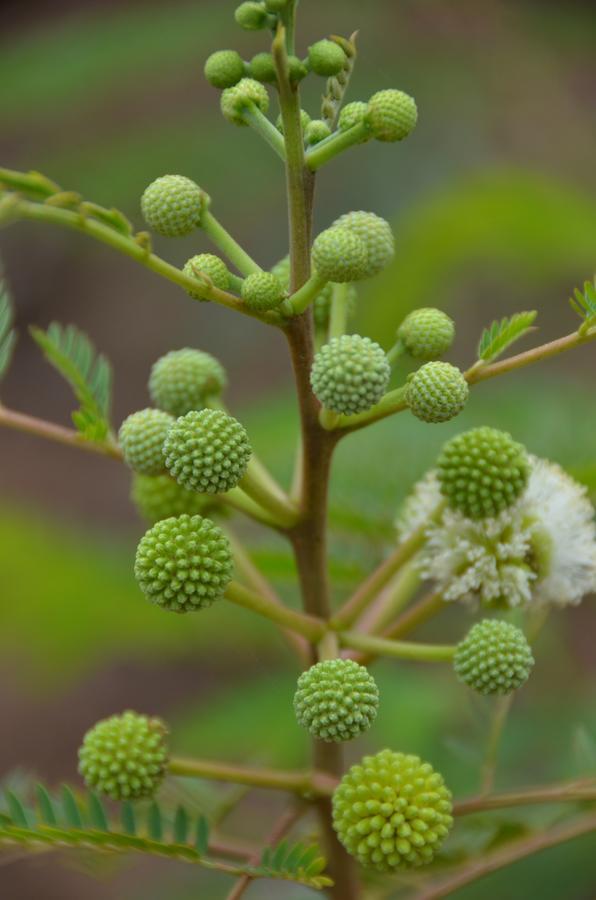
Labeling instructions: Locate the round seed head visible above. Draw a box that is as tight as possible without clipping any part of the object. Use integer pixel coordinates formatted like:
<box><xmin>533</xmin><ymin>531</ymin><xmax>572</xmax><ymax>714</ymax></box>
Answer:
<box><xmin>204</xmin><ymin>50</ymin><xmax>246</xmax><ymax>89</ymax></box>
<box><xmin>406</xmin><ymin>362</ymin><xmax>469</xmax><ymax>424</ymax></box>
<box><xmin>437</xmin><ymin>427</ymin><xmax>530</xmax><ymax>520</ymax></box>
<box><xmin>397</xmin><ymin>308</ymin><xmax>455</xmax><ymax>360</ymax></box>
<box><xmin>311</xmin><ymin>227</ymin><xmax>369</xmax><ymax>283</ymax></box>
<box><xmin>241</xmin><ymin>271</ymin><xmax>285</xmax><ymax>310</ymax></box>
<box><xmin>294</xmin><ymin>659</ymin><xmax>379</xmax><ymax>742</ymax></box>
<box><xmin>183</xmin><ymin>254</ymin><xmax>231</xmax><ymax>299</ymax></box>
<box><xmin>164</xmin><ymin>408</ymin><xmax>252</xmax><ymax>494</ymax></box>
<box><xmin>78</xmin><ymin>711</ymin><xmax>168</xmax><ymax>801</ymax></box>
<box><xmin>131</xmin><ymin>473</ymin><xmax>219</xmax><ymax>524</ymax></box>
<box><xmin>134</xmin><ymin>513</ymin><xmax>233</xmax><ymax>612</ymax></box>
<box><xmin>367</xmin><ymin>90</ymin><xmax>418</xmax><ymax>142</ymax></box>
<box><xmin>141</xmin><ymin>175</ymin><xmax>205</xmax><ymax>237</ymax></box>
<box><xmin>338</xmin><ymin>101</ymin><xmax>369</xmax><ymax>135</ymax></box>
<box><xmin>332</xmin><ymin>749</ymin><xmax>453</xmax><ymax>871</ymax></box>
<box><xmin>149</xmin><ymin>349</ymin><xmax>227</xmax><ymax>417</ymax></box>
<box><xmin>332</xmin><ymin>211</ymin><xmax>395</xmax><ymax>277</ymax></box>
<box><xmin>305</xmin><ymin>119</ymin><xmax>332</xmax><ymax>145</ymax></box>
<box><xmin>308</xmin><ymin>39</ymin><xmax>347</xmax><ymax>76</ymax></box>
<box><xmin>311</xmin><ymin>334</ymin><xmax>390</xmax><ymax>415</ymax></box>
<box><xmin>234</xmin><ymin>1</ymin><xmax>268</xmax><ymax>30</ymax></box>
<box><xmin>119</xmin><ymin>408</ymin><xmax>174</xmax><ymax>475</ymax></box>
<box><xmin>221</xmin><ymin>78</ymin><xmax>269</xmax><ymax>125</ymax></box>
<box><xmin>454</xmin><ymin>619</ymin><xmax>534</xmax><ymax>695</ymax></box>
<box><xmin>249</xmin><ymin>52</ymin><xmax>277</xmax><ymax>83</ymax></box>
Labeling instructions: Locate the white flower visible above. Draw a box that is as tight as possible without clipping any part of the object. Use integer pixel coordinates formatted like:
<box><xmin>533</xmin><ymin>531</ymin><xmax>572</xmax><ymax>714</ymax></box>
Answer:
<box><xmin>395</xmin><ymin>470</ymin><xmax>442</xmax><ymax>541</ymax></box>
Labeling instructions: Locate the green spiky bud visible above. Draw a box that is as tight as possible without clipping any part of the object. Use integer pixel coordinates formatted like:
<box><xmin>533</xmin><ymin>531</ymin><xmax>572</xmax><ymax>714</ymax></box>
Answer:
<box><xmin>311</xmin><ymin>227</ymin><xmax>368</xmax><ymax>283</ymax></box>
<box><xmin>164</xmin><ymin>409</ymin><xmax>252</xmax><ymax>494</ymax></box>
<box><xmin>332</xmin><ymin>211</ymin><xmax>394</xmax><ymax>277</ymax></box>
<box><xmin>332</xmin><ymin>749</ymin><xmax>453</xmax><ymax>871</ymax></box>
<box><xmin>221</xmin><ymin>78</ymin><xmax>269</xmax><ymax>125</ymax></box>
<box><xmin>276</xmin><ymin>108</ymin><xmax>311</xmax><ymax>134</ymax></box>
<box><xmin>437</xmin><ymin>427</ymin><xmax>530</xmax><ymax>520</ymax></box>
<box><xmin>294</xmin><ymin>659</ymin><xmax>379</xmax><ymax>742</ymax></box>
<box><xmin>119</xmin><ymin>408</ymin><xmax>174</xmax><ymax>475</ymax></box>
<box><xmin>234</xmin><ymin>1</ymin><xmax>268</xmax><ymax>30</ymax></box>
<box><xmin>249</xmin><ymin>52</ymin><xmax>277</xmax><ymax>83</ymax></box>
<box><xmin>241</xmin><ymin>271</ymin><xmax>285</xmax><ymax>310</ymax></box>
<box><xmin>131</xmin><ymin>473</ymin><xmax>218</xmax><ymax>524</ymax></box>
<box><xmin>367</xmin><ymin>90</ymin><xmax>418</xmax><ymax>142</ymax></box>
<box><xmin>308</xmin><ymin>39</ymin><xmax>347</xmax><ymax>76</ymax></box>
<box><xmin>134</xmin><ymin>513</ymin><xmax>233</xmax><ymax>612</ymax></box>
<box><xmin>397</xmin><ymin>308</ymin><xmax>455</xmax><ymax>360</ymax></box>
<box><xmin>406</xmin><ymin>362</ymin><xmax>469</xmax><ymax>424</ymax></box>
<box><xmin>338</xmin><ymin>101</ymin><xmax>369</xmax><ymax>134</ymax></box>
<box><xmin>141</xmin><ymin>175</ymin><xmax>205</xmax><ymax>237</ymax></box>
<box><xmin>305</xmin><ymin>119</ymin><xmax>332</xmax><ymax>145</ymax></box>
<box><xmin>78</xmin><ymin>711</ymin><xmax>168</xmax><ymax>801</ymax></box>
<box><xmin>183</xmin><ymin>254</ymin><xmax>231</xmax><ymax>299</ymax></box>
<box><xmin>311</xmin><ymin>335</ymin><xmax>390</xmax><ymax>415</ymax></box>
<box><xmin>454</xmin><ymin>619</ymin><xmax>534</xmax><ymax>695</ymax></box>
<box><xmin>149</xmin><ymin>349</ymin><xmax>227</xmax><ymax>417</ymax></box>
<box><xmin>204</xmin><ymin>50</ymin><xmax>246</xmax><ymax>89</ymax></box>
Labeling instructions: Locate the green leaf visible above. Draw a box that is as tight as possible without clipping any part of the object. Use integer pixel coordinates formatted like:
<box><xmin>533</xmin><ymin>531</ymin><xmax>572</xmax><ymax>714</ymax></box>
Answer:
<box><xmin>36</xmin><ymin>784</ymin><xmax>57</xmax><ymax>826</ymax></box>
<box><xmin>29</xmin><ymin>322</ymin><xmax>113</xmax><ymax>442</ymax></box>
<box><xmin>146</xmin><ymin>801</ymin><xmax>162</xmax><ymax>841</ymax></box>
<box><xmin>120</xmin><ymin>801</ymin><xmax>136</xmax><ymax>835</ymax></box>
<box><xmin>0</xmin><ymin>275</ymin><xmax>17</xmax><ymax>385</ymax></box>
<box><xmin>61</xmin><ymin>785</ymin><xmax>83</xmax><ymax>828</ymax></box>
<box><xmin>6</xmin><ymin>791</ymin><xmax>29</xmax><ymax>828</ymax></box>
<box><xmin>88</xmin><ymin>793</ymin><xmax>109</xmax><ymax>831</ymax></box>
<box><xmin>195</xmin><ymin>815</ymin><xmax>209</xmax><ymax>856</ymax></box>
<box><xmin>173</xmin><ymin>805</ymin><xmax>189</xmax><ymax>845</ymax></box>
<box><xmin>569</xmin><ymin>278</ymin><xmax>596</xmax><ymax>334</ymax></box>
<box><xmin>477</xmin><ymin>310</ymin><xmax>537</xmax><ymax>363</ymax></box>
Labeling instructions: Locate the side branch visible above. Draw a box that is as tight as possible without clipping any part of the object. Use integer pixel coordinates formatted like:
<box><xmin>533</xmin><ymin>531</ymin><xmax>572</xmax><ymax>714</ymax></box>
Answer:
<box><xmin>168</xmin><ymin>756</ymin><xmax>336</xmax><ymax>797</ymax></box>
<box><xmin>0</xmin><ymin>404</ymin><xmax>122</xmax><ymax>460</ymax></box>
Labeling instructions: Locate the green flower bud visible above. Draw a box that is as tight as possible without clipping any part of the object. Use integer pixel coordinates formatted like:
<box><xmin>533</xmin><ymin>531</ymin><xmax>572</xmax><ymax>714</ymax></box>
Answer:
<box><xmin>204</xmin><ymin>50</ymin><xmax>246</xmax><ymax>89</ymax></box>
<box><xmin>134</xmin><ymin>513</ymin><xmax>233</xmax><ymax>612</ymax></box>
<box><xmin>164</xmin><ymin>409</ymin><xmax>252</xmax><ymax>493</ymax></box>
<box><xmin>437</xmin><ymin>427</ymin><xmax>530</xmax><ymax>520</ymax></box>
<box><xmin>119</xmin><ymin>408</ymin><xmax>174</xmax><ymax>476</ymax></box>
<box><xmin>78</xmin><ymin>711</ymin><xmax>168</xmax><ymax>801</ymax></box>
<box><xmin>131</xmin><ymin>473</ymin><xmax>219</xmax><ymax>524</ymax></box>
<box><xmin>332</xmin><ymin>211</ymin><xmax>394</xmax><ymax>277</ymax></box>
<box><xmin>234</xmin><ymin>1</ymin><xmax>268</xmax><ymax>30</ymax></box>
<box><xmin>276</xmin><ymin>108</ymin><xmax>311</xmax><ymax>135</ymax></box>
<box><xmin>311</xmin><ymin>227</ymin><xmax>368</xmax><ymax>283</ymax></box>
<box><xmin>308</xmin><ymin>39</ymin><xmax>347</xmax><ymax>77</ymax></box>
<box><xmin>249</xmin><ymin>52</ymin><xmax>277</xmax><ymax>83</ymax></box>
<box><xmin>311</xmin><ymin>335</ymin><xmax>390</xmax><ymax>415</ymax></box>
<box><xmin>305</xmin><ymin>119</ymin><xmax>332</xmax><ymax>145</ymax></box>
<box><xmin>332</xmin><ymin>749</ymin><xmax>453</xmax><ymax>871</ymax></box>
<box><xmin>149</xmin><ymin>349</ymin><xmax>227</xmax><ymax>417</ymax></box>
<box><xmin>406</xmin><ymin>362</ymin><xmax>469</xmax><ymax>424</ymax></box>
<box><xmin>397</xmin><ymin>308</ymin><xmax>455</xmax><ymax>360</ymax></box>
<box><xmin>294</xmin><ymin>659</ymin><xmax>379</xmax><ymax>742</ymax></box>
<box><xmin>221</xmin><ymin>78</ymin><xmax>269</xmax><ymax>126</ymax></box>
<box><xmin>288</xmin><ymin>55</ymin><xmax>308</xmax><ymax>82</ymax></box>
<box><xmin>454</xmin><ymin>619</ymin><xmax>534</xmax><ymax>695</ymax></box>
<box><xmin>141</xmin><ymin>175</ymin><xmax>205</xmax><ymax>237</ymax></box>
<box><xmin>367</xmin><ymin>89</ymin><xmax>418</xmax><ymax>142</ymax></box>
<box><xmin>241</xmin><ymin>271</ymin><xmax>285</xmax><ymax>311</ymax></box>
<box><xmin>183</xmin><ymin>254</ymin><xmax>231</xmax><ymax>299</ymax></box>
<box><xmin>338</xmin><ymin>101</ymin><xmax>369</xmax><ymax>135</ymax></box>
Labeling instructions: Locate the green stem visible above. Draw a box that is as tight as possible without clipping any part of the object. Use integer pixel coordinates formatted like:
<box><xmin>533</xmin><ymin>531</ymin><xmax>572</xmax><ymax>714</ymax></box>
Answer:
<box><xmin>283</xmin><ymin>271</ymin><xmax>328</xmax><ymax>315</ymax></box>
<box><xmin>169</xmin><ymin>756</ymin><xmax>335</xmax><ymax>797</ymax></box>
<box><xmin>201</xmin><ymin>209</ymin><xmax>263</xmax><ymax>277</ymax></box>
<box><xmin>225</xmin><ymin>580</ymin><xmax>325</xmax><ymax>642</ymax></box>
<box><xmin>240</xmin><ymin>105</ymin><xmax>287</xmax><ymax>160</ymax></box>
<box><xmin>454</xmin><ymin>779</ymin><xmax>596</xmax><ymax>817</ymax></box>
<box><xmin>360</xmin><ymin>563</ymin><xmax>422</xmax><ymax>635</ymax></box>
<box><xmin>324</xmin><ymin>386</ymin><xmax>408</xmax><ymax>433</ymax></box>
<box><xmin>480</xmin><ymin>694</ymin><xmax>514</xmax><ymax>794</ymax></box>
<box><xmin>328</xmin><ymin>283</ymin><xmax>350</xmax><ymax>339</ymax></box>
<box><xmin>384</xmin><ymin>590</ymin><xmax>445</xmax><ymax>640</ymax></box>
<box><xmin>339</xmin><ymin>631</ymin><xmax>455</xmax><ymax>663</ymax></box>
<box><xmin>239</xmin><ymin>463</ymin><xmax>300</xmax><ymax>528</ymax></box>
<box><xmin>222</xmin><ymin>487</ymin><xmax>290</xmax><ymax>530</ymax></box>
<box><xmin>0</xmin><ymin>404</ymin><xmax>122</xmax><ymax>460</ymax></box>
<box><xmin>465</xmin><ymin>329</ymin><xmax>596</xmax><ymax>385</ymax></box>
<box><xmin>385</xmin><ymin>336</ymin><xmax>406</xmax><ymax>366</ymax></box>
<box><xmin>317</xmin><ymin>630</ymin><xmax>340</xmax><ymax>661</ymax></box>
<box><xmin>305</xmin><ymin>121</ymin><xmax>370</xmax><ymax>171</ymax></box>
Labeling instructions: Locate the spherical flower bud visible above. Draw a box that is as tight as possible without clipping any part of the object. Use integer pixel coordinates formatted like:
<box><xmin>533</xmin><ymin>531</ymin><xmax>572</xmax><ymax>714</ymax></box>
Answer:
<box><xmin>131</xmin><ymin>473</ymin><xmax>218</xmax><ymax>524</ymax></box>
<box><xmin>134</xmin><ymin>513</ymin><xmax>233</xmax><ymax>612</ymax></box>
<box><xmin>78</xmin><ymin>711</ymin><xmax>168</xmax><ymax>801</ymax></box>
<box><xmin>234</xmin><ymin>1</ymin><xmax>268</xmax><ymax>30</ymax></box>
<box><xmin>241</xmin><ymin>271</ymin><xmax>285</xmax><ymax>310</ymax></box>
<box><xmin>454</xmin><ymin>619</ymin><xmax>534</xmax><ymax>695</ymax></box>
<box><xmin>164</xmin><ymin>409</ymin><xmax>252</xmax><ymax>494</ymax></box>
<box><xmin>311</xmin><ymin>227</ymin><xmax>368</xmax><ymax>283</ymax></box>
<box><xmin>294</xmin><ymin>659</ymin><xmax>379</xmax><ymax>742</ymax></box>
<box><xmin>311</xmin><ymin>335</ymin><xmax>390</xmax><ymax>415</ymax></box>
<box><xmin>249</xmin><ymin>52</ymin><xmax>277</xmax><ymax>83</ymax></box>
<box><xmin>141</xmin><ymin>175</ymin><xmax>205</xmax><ymax>237</ymax></box>
<box><xmin>332</xmin><ymin>211</ymin><xmax>395</xmax><ymax>277</ymax></box>
<box><xmin>305</xmin><ymin>119</ymin><xmax>332</xmax><ymax>145</ymax></box>
<box><xmin>204</xmin><ymin>50</ymin><xmax>245</xmax><ymax>89</ymax></box>
<box><xmin>406</xmin><ymin>362</ymin><xmax>469</xmax><ymax>424</ymax></box>
<box><xmin>288</xmin><ymin>56</ymin><xmax>308</xmax><ymax>82</ymax></box>
<box><xmin>183</xmin><ymin>254</ymin><xmax>231</xmax><ymax>299</ymax></box>
<box><xmin>397</xmin><ymin>308</ymin><xmax>455</xmax><ymax>360</ymax></box>
<box><xmin>332</xmin><ymin>749</ymin><xmax>453</xmax><ymax>871</ymax></box>
<box><xmin>367</xmin><ymin>90</ymin><xmax>418</xmax><ymax>142</ymax></box>
<box><xmin>308</xmin><ymin>39</ymin><xmax>347</xmax><ymax>76</ymax></box>
<box><xmin>437</xmin><ymin>427</ymin><xmax>530</xmax><ymax>520</ymax></box>
<box><xmin>119</xmin><ymin>408</ymin><xmax>174</xmax><ymax>475</ymax></box>
<box><xmin>339</xmin><ymin>101</ymin><xmax>368</xmax><ymax>133</ymax></box>
<box><xmin>149</xmin><ymin>349</ymin><xmax>227</xmax><ymax>417</ymax></box>
<box><xmin>221</xmin><ymin>78</ymin><xmax>269</xmax><ymax>126</ymax></box>
<box><xmin>276</xmin><ymin>108</ymin><xmax>311</xmax><ymax>135</ymax></box>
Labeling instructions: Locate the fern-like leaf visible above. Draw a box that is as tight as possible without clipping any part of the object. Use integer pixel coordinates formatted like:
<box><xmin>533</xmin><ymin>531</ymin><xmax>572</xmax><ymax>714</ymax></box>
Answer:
<box><xmin>257</xmin><ymin>840</ymin><xmax>331</xmax><ymax>888</ymax></box>
<box><xmin>29</xmin><ymin>322</ymin><xmax>113</xmax><ymax>442</ymax></box>
<box><xmin>0</xmin><ymin>275</ymin><xmax>17</xmax><ymax>385</ymax></box>
<box><xmin>477</xmin><ymin>310</ymin><xmax>537</xmax><ymax>363</ymax></box>
<box><xmin>570</xmin><ymin>278</ymin><xmax>596</xmax><ymax>335</ymax></box>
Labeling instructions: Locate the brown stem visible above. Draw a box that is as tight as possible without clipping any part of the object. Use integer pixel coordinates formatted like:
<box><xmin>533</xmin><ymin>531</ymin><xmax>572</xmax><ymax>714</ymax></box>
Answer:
<box><xmin>454</xmin><ymin>779</ymin><xmax>596</xmax><ymax>817</ymax></box>
<box><xmin>0</xmin><ymin>404</ymin><xmax>122</xmax><ymax>460</ymax></box>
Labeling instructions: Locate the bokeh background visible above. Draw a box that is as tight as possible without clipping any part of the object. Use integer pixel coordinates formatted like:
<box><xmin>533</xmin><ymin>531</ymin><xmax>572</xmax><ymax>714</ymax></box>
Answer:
<box><xmin>1</xmin><ymin>0</ymin><xmax>595</xmax><ymax>897</ymax></box>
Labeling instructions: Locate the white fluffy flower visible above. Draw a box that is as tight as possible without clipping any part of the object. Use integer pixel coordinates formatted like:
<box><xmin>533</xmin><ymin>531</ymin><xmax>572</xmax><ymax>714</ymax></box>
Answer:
<box><xmin>395</xmin><ymin>470</ymin><xmax>442</xmax><ymax>541</ymax></box>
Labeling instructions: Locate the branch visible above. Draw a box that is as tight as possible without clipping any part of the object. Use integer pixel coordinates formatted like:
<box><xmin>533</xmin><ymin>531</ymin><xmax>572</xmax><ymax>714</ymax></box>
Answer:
<box><xmin>168</xmin><ymin>757</ymin><xmax>335</xmax><ymax>797</ymax></box>
<box><xmin>0</xmin><ymin>404</ymin><xmax>122</xmax><ymax>460</ymax></box>
<box><xmin>225</xmin><ymin>580</ymin><xmax>325</xmax><ymax>642</ymax></box>
<box><xmin>339</xmin><ymin>631</ymin><xmax>455</xmax><ymax>663</ymax></box>
<box><xmin>454</xmin><ymin>779</ymin><xmax>596</xmax><ymax>817</ymax></box>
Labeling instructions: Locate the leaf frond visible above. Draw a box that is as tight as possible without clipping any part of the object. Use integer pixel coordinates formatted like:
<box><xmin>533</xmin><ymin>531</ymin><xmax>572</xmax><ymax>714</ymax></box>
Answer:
<box><xmin>477</xmin><ymin>311</ymin><xmax>537</xmax><ymax>363</ymax></box>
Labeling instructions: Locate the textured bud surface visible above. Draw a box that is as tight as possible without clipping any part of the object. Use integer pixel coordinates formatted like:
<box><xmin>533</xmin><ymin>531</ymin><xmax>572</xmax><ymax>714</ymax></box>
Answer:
<box><xmin>131</xmin><ymin>473</ymin><xmax>217</xmax><ymax>524</ymax></box>
<box><xmin>398</xmin><ymin>308</ymin><xmax>455</xmax><ymax>360</ymax></box>
<box><xmin>308</xmin><ymin>39</ymin><xmax>347</xmax><ymax>76</ymax></box>
<box><xmin>234</xmin><ymin>1</ymin><xmax>268</xmax><ymax>29</ymax></box>
<box><xmin>312</xmin><ymin>227</ymin><xmax>368</xmax><ymax>283</ymax></box>
<box><xmin>221</xmin><ymin>78</ymin><xmax>269</xmax><ymax>125</ymax></box>
<box><xmin>134</xmin><ymin>513</ymin><xmax>233</xmax><ymax>611</ymax></box>
<box><xmin>78</xmin><ymin>711</ymin><xmax>168</xmax><ymax>801</ymax></box>
<box><xmin>149</xmin><ymin>349</ymin><xmax>226</xmax><ymax>417</ymax></box>
<box><xmin>241</xmin><ymin>272</ymin><xmax>285</xmax><ymax>310</ymax></box>
<box><xmin>367</xmin><ymin>90</ymin><xmax>418</xmax><ymax>142</ymax></box>
<box><xmin>276</xmin><ymin>109</ymin><xmax>311</xmax><ymax>134</ymax></box>
<box><xmin>339</xmin><ymin>101</ymin><xmax>369</xmax><ymax>133</ymax></box>
<box><xmin>454</xmin><ymin>619</ymin><xmax>534</xmax><ymax>695</ymax></box>
<box><xmin>119</xmin><ymin>408</ymin><xmax>174</xmax><ymax>475</ymax></box>
<box><xmin>311</xmin><ymin>335</ymin><xmax>390</xmax><ymax>415</ymax></box>
<box><xmin>204</xmin><ymin>50</ymin><xmax>245</xmax><ymax>89</ymax></box>
<box><xmin>437</xmin><ymin>427</ymin><xmax>530</xmax><ymax>519</ymax></box>
<box><xmin>249</xmin><ymin>52</ymin><xmax>277</xmax><ymax>82</ymax></box>
<box><xmin>294</xmin><ymin>659</ymin><xmax>379</xmax><ymax>742</ymax></box>
<box><xmin>141</xmin><ymin>175</ymin><xmax>204</xmax><ymax>237</ymax></box>
<box><xmin>183</xmin><ymin>254</ymin><xmax>230</xmax><ymax>299</ymax></box>
<box><xmin>332</xmin><ymin>749</ymin><xmax>453</xmax><ymax>871</ymax></box>
<box><xmin>164</xmin><ymin>409</ymin><xmax>252</xmax><ymax>493</ymax></box>
<box><xmin>406</xmin><ymin>362</ymin><xmax>469</xmax><ymax>423</ymax></box>
<box><xmin>305</xmin><ymin>119</ymin><xmax>332</xmax><ymax>145</ymax></box>
<box><xmin>333</xmin><ymin>211</ymin><xmax>394</xmax><ymax>277</ymax></box>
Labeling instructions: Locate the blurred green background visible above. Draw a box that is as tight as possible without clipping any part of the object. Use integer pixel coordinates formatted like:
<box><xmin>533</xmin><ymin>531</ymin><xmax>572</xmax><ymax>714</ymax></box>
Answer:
<box><xmin>1</xmin><ymin>0</ymin><xmax>595</xmax><ymax>897</ymax></box>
